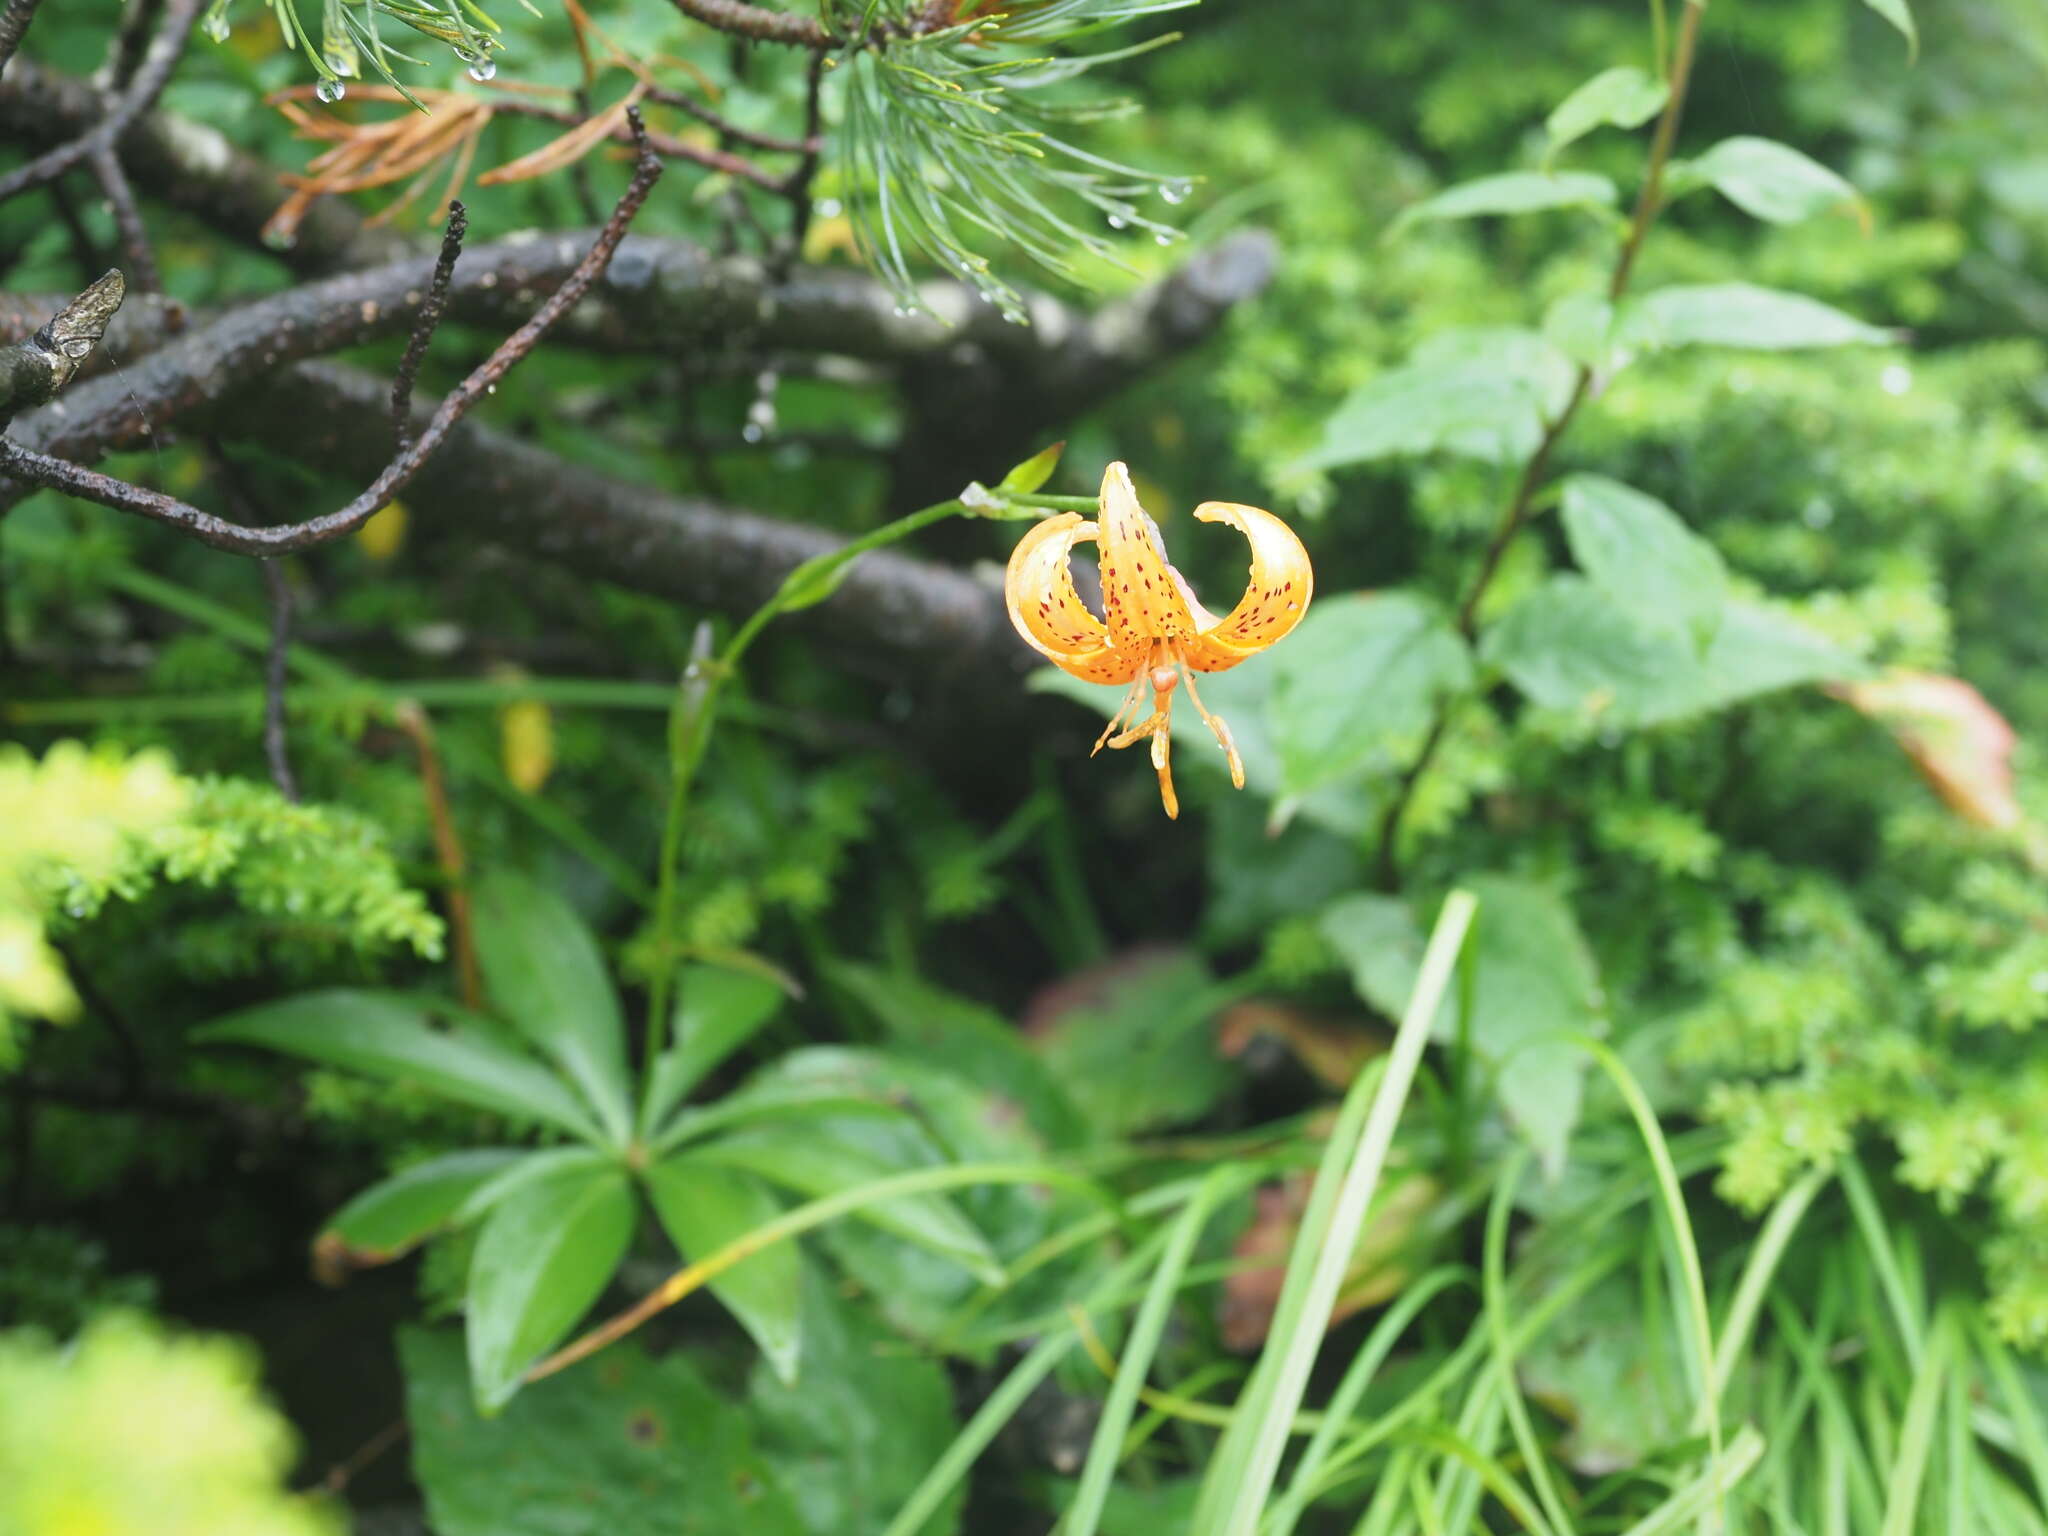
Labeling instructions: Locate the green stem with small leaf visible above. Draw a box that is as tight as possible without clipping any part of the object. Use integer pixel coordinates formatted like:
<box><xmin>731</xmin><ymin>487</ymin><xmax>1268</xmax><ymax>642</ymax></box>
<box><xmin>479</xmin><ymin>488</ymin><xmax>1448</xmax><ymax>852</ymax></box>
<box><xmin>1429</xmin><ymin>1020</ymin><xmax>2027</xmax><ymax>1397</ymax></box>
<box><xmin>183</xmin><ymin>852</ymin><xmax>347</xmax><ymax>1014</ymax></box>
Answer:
<box><xmin>1374</xmin><ymin>0</ymin><xmax>1705</xmax><ymax>889</ymax></box>
<box><xmin>637</xmin><ymin>479</ymin><xmax>1064</xmax><ymax>1075</ymax></box>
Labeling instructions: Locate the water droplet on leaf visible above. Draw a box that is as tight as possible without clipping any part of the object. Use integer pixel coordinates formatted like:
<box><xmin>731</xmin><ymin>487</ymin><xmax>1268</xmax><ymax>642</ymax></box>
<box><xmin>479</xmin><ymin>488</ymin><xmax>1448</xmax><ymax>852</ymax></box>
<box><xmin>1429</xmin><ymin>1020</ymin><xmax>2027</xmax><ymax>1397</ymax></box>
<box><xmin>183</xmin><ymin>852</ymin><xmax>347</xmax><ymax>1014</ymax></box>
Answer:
<box><xmin>1106</xmin><ymin>213</ymin><xmax>1128</xmax><ymax>230</ymax></box>
<box><xmin>468</xmin><ymin>57</ymin><xmax>497</xmax><ymax>82</ymax></box>
<box><xmin>1160</xmin><ymin>179</ymin><xmax>1192</xmax><ymax>204</ymax></box>
<box><xmin>315</xmin><ymin>78</ymin><xmax>345</xmax><ymax>103</ymax></box>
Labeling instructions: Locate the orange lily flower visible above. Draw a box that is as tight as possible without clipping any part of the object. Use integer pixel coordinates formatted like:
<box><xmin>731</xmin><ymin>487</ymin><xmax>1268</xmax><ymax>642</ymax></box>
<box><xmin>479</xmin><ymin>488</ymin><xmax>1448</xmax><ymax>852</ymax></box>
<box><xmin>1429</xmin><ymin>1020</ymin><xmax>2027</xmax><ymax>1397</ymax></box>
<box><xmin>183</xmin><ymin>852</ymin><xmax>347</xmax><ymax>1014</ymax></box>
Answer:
<box><xmin>1006</xmin><ymin>462</ymin><xmax>1314</xmax><ymax>818</ymax></box>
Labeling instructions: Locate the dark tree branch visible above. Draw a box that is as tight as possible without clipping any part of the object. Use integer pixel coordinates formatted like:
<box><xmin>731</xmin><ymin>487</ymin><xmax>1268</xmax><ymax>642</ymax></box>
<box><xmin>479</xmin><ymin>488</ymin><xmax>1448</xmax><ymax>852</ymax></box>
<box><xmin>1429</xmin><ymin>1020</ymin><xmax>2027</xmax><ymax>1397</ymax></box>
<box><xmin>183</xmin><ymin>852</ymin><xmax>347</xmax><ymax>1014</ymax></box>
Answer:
<box><xmin>99</xmin><ymin>0</ymin><xmax>165</xmax><ymax>91</ymax></box>
<box><xmin>391</xmin><ymin>200</ymin><xmax>467</xmax><ymax>453</ymax></box>
<box><xmin>663</xmin><ymin>0</ymin><xmax>836</xmax><ymax>49</ymax></box>
<box><xmin>0</xmin><ymin>270</ymin><xmax>125</xmax><ymax>425</ymax></box>
<box><xmin>0</xmin><ymin>58</ymin><xmax>409</xmax><ymax>273</ymax></box>
<box><xmin>0</xmin><ymin>0</ymin><xmax>43</xmax><ymax>79</ymax></box>
<box><xmin>214</xmin><ymin>359</ymin><xmax>1028</xmax><ymax>684</ymax></box>
<box><xmin>0</xmin><ymin>231</ymin><xmax>1275</xmax><ymax>500</ymax></box>
<box><xmin>0</xmin><ymin>134</ymin><xmax>666</xmax><ymax>552</ymax></box>
<box><xmin>0</xmin><ymin>0</ymin><xmax>202</xmax><ymax>205</ymax></box>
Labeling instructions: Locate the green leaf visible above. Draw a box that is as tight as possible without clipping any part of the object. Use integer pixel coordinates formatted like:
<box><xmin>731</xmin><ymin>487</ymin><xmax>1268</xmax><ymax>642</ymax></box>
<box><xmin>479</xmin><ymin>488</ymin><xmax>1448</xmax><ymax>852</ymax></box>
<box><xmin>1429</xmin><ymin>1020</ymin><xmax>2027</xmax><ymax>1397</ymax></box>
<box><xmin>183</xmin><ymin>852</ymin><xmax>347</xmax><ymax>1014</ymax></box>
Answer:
<box><xmin>686</xmin><ymin>1124</ymin><xmax>1001</xmax><ymax>1284</ymax></box>
<box><xmin>825</xmin><ymin>962</ymin><xmax>1088</xmax><ymax>1149</ymax></box>
<box><xmin>640</xmin><ymin>965</ymin><xmax>786</xmax><ymax>1137</ymax></box>
<box><xmin>1388</xmin><ymin>170</ymin><xmax>1618</xmax><ymax>238</ymax></box>
<box><xmin>451</xmin><ymin>1145</ymin><xmax>612</xmax><ymax>1225</ymax></box>
<box><xmin>1543</xmin><ymin>66</ymin><xmax>1669</xmax><ymax>165</ymax></box>
<box><xmin>319</xmin><ymin>1149</ymin><xmax>526</xmax><ymax>1262</ymax></box>
<box><xmin>1299</xmin><ymin>328</ymin><xmax>1578</xmax><ymax>471</ymax></box>
<box><xmin>1266</xmin><ymin>592</ymin><xmax>1474</xmax><ymax>800</ymax></box>
<box><xmin>645</xmin><ymin>1157</ymin><xmax>803</xmax><ymax>1385</ymax></box>
<box><xmin>1860</xmin><ymin>0</ymin><xmax>1917</xmax><ymax>56</ymax></box>
<box><xmin>1321</xmin><ymin>877</ymin><xmax>1605</xmax><ymax>1175</ymax></box>
<box><xmin>465</xmin><ymin>1162</ymin><xmax>635</xmax><ymax>1411</ymax></box>
<box><xmin>402</xmin><ymin>1327</ymin><xmax>806</xmax><ymax>1535</ymax></box>
<box><xmin>1619</xmin><ymin>283</ymin><xmax>1892</xmax><ymax>350</ymax></box>
<box><xmin>998</xmin><ymin>440</ymin><xmax>1064</xmax><ymax>494</ymax></box>
<box><xmin>1559</xmin><ymin>474</ymin><xmax>1727</xmax><ymax>652</ymax></box>
<box><xmin>1030</xmin><ymin>950</ymin><xmax>1236</xmax><ymax>1142</ymax></box>
<box><xmin>773</xmin><ymin>551</ymin><xmax>857</xmax><ymax>615</ymax></box>
<box><xmin>1671</xmin><ymin>136</ymin><xmax>1867</xmax><ymax>228</ymax></box>
<box><xmin>471</xmin><ymin>870</ymin><xmax>631</xmax><ymax>1145</ymax></box>
<box><xmin>1515</xmin><ymin>1267</ymin><xmax>1690</xmax><ymax>1472</ymax></box>
<box><xmin>748</xmin><ymin>1270</ymin><xmax>963</xmax><ymax>1536</ymax></box>
<box><xmin>1543</xmin><ymin>292</ymin><xmax>1618</xmax><ymax>371</ymax></box>
<box><xmin>197</xmin><ymin>989</ymin><xmax>605</xmax><ymax>1142</ymax></box>
<box><xmin>1482</xmin><ymin>576</ymin><xmax>1857</xmax><ymax>727</ymax></box>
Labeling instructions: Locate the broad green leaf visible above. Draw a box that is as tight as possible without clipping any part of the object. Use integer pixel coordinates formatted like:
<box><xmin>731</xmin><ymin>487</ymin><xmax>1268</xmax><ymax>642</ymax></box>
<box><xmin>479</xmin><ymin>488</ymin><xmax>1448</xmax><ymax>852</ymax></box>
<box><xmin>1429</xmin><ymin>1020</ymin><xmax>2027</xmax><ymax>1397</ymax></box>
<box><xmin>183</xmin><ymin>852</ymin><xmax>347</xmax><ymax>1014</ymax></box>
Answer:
<box><xmin>826</xmin><ymin>962</ymin><xmax>1088</xmax><ymax>1148</ymax></box>
<box><xmin>465</xmin><ymin>1163</ymin><xmax>635</xmax><ymax>1411</ymax></box>
<box><xmin>1299</xmin><ymin>328</ymin><xmax>1578</xmax><ymax>471</ymax></box>
<box><xmin>1860</xmin><ymin>0</ymin><xmax>1916</xmax><ymax>55</ymax></box>
<box><xmin>748</xmin><ymin>1271</ymin><xmax>963</xmax><ymax>1536</ymax></box>
<box><xmin>1544</xmin><ymin>66</ymin><xmax>1668</xmax><ymax>164</ymax></box>
<box><xmin>645</xmin><ymin>1157</ymin><xmax>803</xmax><ymax>1385</ymax></box>
<box><xmin>1482</xmin><ymin>575</ymin><xmax>1857</xmax><ymax>727</ymax></box>
<box><xmin>1030</xmin><ymin>950</ymin><xmax>1235</xmax><ymax>1141</ymax></box>
<box><xmin>1559</xmin><ymin>475</ymin><xmax>1727</xmax><ymax>652</ymax></box>
<box><xmin>686</xmin><ymin>1125</ymin><xmax>1002</xmax><ymax>1284</ymax></box>
<box><xmin>197</xmin><ymin>990</ymin><xmax>605</xmax><ymax>1142</ymax></box>
<box><xmin>1671</xmin><ymin>136</ymin><xmax>1867</xmax><ymax>228</ymax></box>
<box><xmin>451</xmin><ymin>1145</ymin><xmax>611</xmax><ymax>1225</ymax></box>
<box><xmin>1388</xmin><ymin>170</ymin><xmax>1618</xmax><ymax>238</ymax></box>
<box><xmin>640</xmin><ymin>964</ymin><xmax>786</xmax><ymax>1137</ymax></box>
<box><xmin>1543</xmin><ymin>292</ymin><xmax>1618</xmax><ymax>371</ymax></box>
<box><xmin>1321</xmin><ymin>877</ymin><xmax>1605</xmax><ymax>1175</ymax></box>
<box><xmin>471</xmin><ymin>871</ymin><xmax>631</xmax><ymax>1145</ymax></box>
<box><xmin>1619</xmin><ymin>283</ymin><xmax>1892</xmax><ymax>351</ymax></box>
<box><xmin>1266</xmin><ymin>592</ymin><xmax>1474</xmax><ymax>800</ymax></box>
<box><xmin>402</xmin><ymin>1327</ymin><xmax>806</xmax><ymax>1535</ymax></box>
<box><xmin>319</xmin><ymin>1149</ymin><xmax>525</xmax><ymax>1264</ymax></box>
<box><xmin>1516</xmin><ymin>1268</ymin><xmax>1689</xmax><ymax>1472</ymax></box>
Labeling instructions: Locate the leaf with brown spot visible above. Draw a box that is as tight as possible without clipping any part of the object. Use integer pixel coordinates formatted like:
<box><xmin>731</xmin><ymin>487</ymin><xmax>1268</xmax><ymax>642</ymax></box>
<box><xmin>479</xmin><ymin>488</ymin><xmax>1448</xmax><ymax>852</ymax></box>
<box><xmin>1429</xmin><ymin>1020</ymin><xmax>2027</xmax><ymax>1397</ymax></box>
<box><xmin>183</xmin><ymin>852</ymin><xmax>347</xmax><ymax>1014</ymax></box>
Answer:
<box><xmin>1216</xmin><ymin>998</ymin><xmax>1386</xmax><ymax>1089</ymax></box>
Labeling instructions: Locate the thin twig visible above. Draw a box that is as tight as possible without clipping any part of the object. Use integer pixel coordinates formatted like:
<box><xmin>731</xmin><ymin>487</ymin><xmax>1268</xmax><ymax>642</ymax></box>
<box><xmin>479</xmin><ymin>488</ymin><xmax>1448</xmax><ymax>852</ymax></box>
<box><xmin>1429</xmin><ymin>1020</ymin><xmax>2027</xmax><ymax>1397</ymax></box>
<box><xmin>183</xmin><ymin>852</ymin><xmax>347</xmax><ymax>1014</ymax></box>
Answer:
<box><xmin>320</xmin><ymin>1418</ymin><xmax>409</xmax><ymax>1496</ymax></box>
<box><xmin>0</xmin><ymin>0</ymin><xmax>201</xmax><ymax>204</ymax></box>
<box><xmin>391</xmin><ymin>702</ymin><xmax>482</xmax><ymax>1011</ymax></box>
<box><xmin>662</xmin><ymin>0</ymin><xmax>835</xmax><ymax>49</ymax></box>
<box><xmin>88</xmin><ymin>143</ymin><xmax>159</xmax><ymax>293</ymax></box>
<box><xmin>98</xmin><ymin>0</ymin><xmax>165</xmax><ymax>91</ymax></box>
<box><xmin>258</xmin><ymin>559</ymin><xmax>298</xmax><ymax>801</ymax></box>
<box><xmin>391</xmin><ymin>200</ymin><xmax>467</xmax><ymax>453</ymax></box>
<box><xmin>0</xmin><ymin>0</ymin><xmax>43</xmax><ymax>79</ymax></box>
<box><xmin>1373</xmin><ymin>0</ymin><xmax>1707</xmax><ymax>889</ymax></box>
<box><xmin>484</xmin><ymin>94</ymin><xmax>786</xmax><ymax>192</ymax></box>
<box><xmin>0</xmin><ymin>124</ymin><xmax>665</xmax><ymax>552</ymax></box>
<box><xmin>642</xmin><ymin>81</ymin><xmax>818</xmax><ymax>154</ymax></box>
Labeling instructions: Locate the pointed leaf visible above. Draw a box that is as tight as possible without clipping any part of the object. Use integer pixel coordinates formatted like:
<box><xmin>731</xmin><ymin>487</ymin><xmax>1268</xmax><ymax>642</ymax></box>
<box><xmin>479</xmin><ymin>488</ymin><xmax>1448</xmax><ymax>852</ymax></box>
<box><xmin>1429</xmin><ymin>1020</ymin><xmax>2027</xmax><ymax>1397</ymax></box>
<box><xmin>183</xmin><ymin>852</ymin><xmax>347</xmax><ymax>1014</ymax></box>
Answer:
<box><xmin>451</xmin><ymin>1146</ymin><xmax>612</xmax><ymax>1225</ymax></box>
<box><xmin>1860</xmin><ymin>0</ymin><xmax>1916</xmax><ymax>56</ymax></box>
<box><xmin>1300</xmin><ymin>328</ymin><xmax>1578</xmax><ymax>471</ymax></box>
<box><xmin>1388</xmin><ymin>170</ymin><xmax>1617</xmax><ymax>238</ymax></box>
<box><xmin>1559</xmin><ymin>475</ymin><xmax>1727</xmax><ymax>652</ymax></box>
<box><xmin>1619</xmin><ymin>283</ymin><xmax>1892</xmax><ymax>351</ymax></box>
<box><xmin>472</xmin><ymin>871</ymin><xmax>631</xmax><ymax>1145</ymax></box>
<box><xmin>685</xmin><ymin>1126</ymin><xmax>1000</xmax><ymax>1284</ymax></box>
<box><xmin>644</xmin><ymin>1157</ymin><xmax>802</xmax><ymax>1384</ymax></box>
<box><xmin>639</xmin><ymin>965</ymin><xmax>785</xmax><ymax>1137</ymax></box>
<box><xmin>1673</xmin><ymin>136</ymin><xmax>1867</xmax><ymax>229</ymax></box>
<box><xmin>999</xmin><ymin>440</ymin><xmax>1065</xmax><ymax>494</ymax></box>
<box><xmin>466</xmin><ymin>1163</ymin><xmax>635</xmax><ymax>1412</ymax></box>
<box><xmin>1544</xmin><ymin>66</ymin><xmax>1668</xmax><ymax>164</ymax></box>
<box><xmin>1830</xmin><ymin>671</ymin><xmax>2023</xmax><ymax>830</ymax></box>
<box><xmin>316</xmin><ymin>1149</ymin><xmax>526</xmax><ymax>1277</ymax></box>
<box><xmin>198</xmin><ymin>989</ymin><xmax>604</xmax><ymax>1141</ymax></box>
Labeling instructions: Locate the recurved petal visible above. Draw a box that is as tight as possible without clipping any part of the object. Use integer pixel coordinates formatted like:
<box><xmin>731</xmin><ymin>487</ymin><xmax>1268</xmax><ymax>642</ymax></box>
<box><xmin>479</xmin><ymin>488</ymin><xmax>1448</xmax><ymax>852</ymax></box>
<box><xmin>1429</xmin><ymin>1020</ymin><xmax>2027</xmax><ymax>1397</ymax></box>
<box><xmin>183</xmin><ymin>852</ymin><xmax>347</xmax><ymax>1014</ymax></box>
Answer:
<box><xmin>1006</xmin><ymin>512</ymin><xmax>1145</xmax><ymax>686</ymax></box>
<box><xmin>1097</xmin><ymin>461</ymin><xmax>1200</xmax><ymax>649</ymax></box>
<box><xmin>1181</xmin><ymin>500</ymin><xmax>1314</xmax><ymax>674</ymax></box>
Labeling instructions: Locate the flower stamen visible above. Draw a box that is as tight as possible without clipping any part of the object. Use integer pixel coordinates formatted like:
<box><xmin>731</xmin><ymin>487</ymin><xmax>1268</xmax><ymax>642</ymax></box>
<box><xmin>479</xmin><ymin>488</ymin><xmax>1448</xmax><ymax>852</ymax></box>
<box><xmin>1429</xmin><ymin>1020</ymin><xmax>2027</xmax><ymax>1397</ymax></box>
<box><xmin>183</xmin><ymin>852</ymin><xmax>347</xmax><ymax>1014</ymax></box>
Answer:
<box><xmin>1174</xmin><ymin>647</ymin><xmax>1244</xmax><ymax>790</ymax></box>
